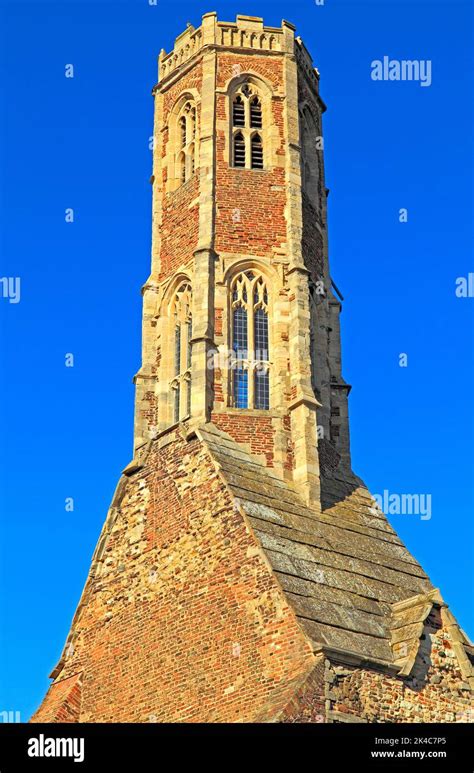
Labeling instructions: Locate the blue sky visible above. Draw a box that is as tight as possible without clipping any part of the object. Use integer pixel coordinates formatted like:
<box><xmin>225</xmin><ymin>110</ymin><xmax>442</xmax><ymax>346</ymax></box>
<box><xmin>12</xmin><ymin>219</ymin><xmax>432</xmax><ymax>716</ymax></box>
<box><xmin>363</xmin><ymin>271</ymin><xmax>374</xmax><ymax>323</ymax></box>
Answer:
<box><xmin>0</xmin><ymin>0</ymin><xmax>472</xmax><ymax>721</ymax></box>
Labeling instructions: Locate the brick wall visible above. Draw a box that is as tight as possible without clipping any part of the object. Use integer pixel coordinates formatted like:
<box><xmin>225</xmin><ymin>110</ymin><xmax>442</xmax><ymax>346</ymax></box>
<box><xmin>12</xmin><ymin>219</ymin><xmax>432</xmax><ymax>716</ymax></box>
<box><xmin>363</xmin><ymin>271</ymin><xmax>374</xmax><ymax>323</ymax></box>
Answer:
<box><xmin>302</xmin><ymin>192</ymin><xmax>324</xmax><ymax>281</ymax></box>
<box><xmin>31</xmin><ymin>673</ymin><xmax>82</xmax><ymax>724</ymax></box>
<box><xmin>215</xmin><ymin>54</ymin><xmax>286</xmax><ymax>256</ymax></box>
<box><xmin>280</xmin><ymin>656</ymin><xmax>326</xmax><ymax>722</ymax></box>
<box><xmin>32</xmin><ymin>430</ymin><xmax>314</xmax><ymax>722</ymax></box>
<box><xmin>211</xmin><ymin>412</ymin><xmax>276</xmax><ymax>467</ymax></box>
<box><xmin>328</xmin><ymin>616</ymin><xmax>473</xmax><ymax>723</ymax></box>
<box><xmin>158</xmin><ymin>176</ymin><xmax>199</xmax><ymax>281</ymax></box>
<box><xmin>277</xmin><ymin>610</ymin><xmax>474</xmax><ymax>724</ymax></box>
<box><xmin>157</xmin><ymin>63</ymin><xmax>202</xmax><ymax>281</ymax></box>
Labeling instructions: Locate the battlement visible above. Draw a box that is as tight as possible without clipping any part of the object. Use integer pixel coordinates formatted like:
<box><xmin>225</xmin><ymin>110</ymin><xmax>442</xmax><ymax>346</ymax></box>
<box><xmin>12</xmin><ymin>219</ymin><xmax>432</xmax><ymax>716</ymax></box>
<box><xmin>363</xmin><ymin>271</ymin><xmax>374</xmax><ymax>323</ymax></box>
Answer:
<box><xmin>158</xmin><ymin>12</ymin><xmax>319</xmax><ymax>90</ymax></box>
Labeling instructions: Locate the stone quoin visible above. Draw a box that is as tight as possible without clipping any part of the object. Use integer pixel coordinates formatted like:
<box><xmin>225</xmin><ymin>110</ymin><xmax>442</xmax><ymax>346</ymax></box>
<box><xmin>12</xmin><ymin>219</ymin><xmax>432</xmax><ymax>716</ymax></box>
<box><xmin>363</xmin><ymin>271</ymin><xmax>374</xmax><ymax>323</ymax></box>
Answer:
<box><xmin>31</xmin><ymin>13</ymin><xmax>473</xmax><ymax>724</ymax></box>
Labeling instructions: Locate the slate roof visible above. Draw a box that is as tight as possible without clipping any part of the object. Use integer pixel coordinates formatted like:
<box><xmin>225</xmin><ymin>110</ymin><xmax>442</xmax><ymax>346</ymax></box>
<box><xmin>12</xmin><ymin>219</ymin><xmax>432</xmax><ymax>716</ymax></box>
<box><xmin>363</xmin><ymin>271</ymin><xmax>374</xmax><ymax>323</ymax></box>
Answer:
<box><xmin>198</xmin><ymin>423</ymin><xmax>473</xmax><ymax>675</ymax></box>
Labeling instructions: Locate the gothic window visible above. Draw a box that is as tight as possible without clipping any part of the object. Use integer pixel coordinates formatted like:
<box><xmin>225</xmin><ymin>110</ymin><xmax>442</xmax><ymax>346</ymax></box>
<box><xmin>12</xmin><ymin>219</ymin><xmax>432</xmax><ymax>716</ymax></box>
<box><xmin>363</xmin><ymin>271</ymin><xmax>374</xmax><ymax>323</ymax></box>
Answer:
<box><xmin>170</xmin><ymin>282</ymin><xmax>192</xmax><ymax>422</ymax></box>
<box><xmin>251</xmin><ymin>133</ymin><xmax>263</xmax><ymax>169</ymax></box>
<box><xmin>230</xmin><ymin>271</ymin><xmax>270</xmax><ymax>410</ymax></box>
<box><xmin>231</xmin><ymin>85</ymin><xmax>264</xmax><ymax>170</ymax></box>
<box><xmin>176</xmin><ymin>101</ymin><xmax>198</xmax><ymax>187</ymax></box>
<box><xmin>173</xmin><ymin>382</ymin><xmax>180</xmax><ymax>423</ymax></box>
<box><xmin>233</xmin><ymin>132</ymin><xmax>245</xmax><ymax>167</ymax></box>
<box><xmin>233</xmin><ymin>95</ymin><xmax>245</xmax><ymax>127</ymax></box>
<box><xmin>179</xmin><ymin>151</ymin><xmax>186</xmax><ymax>184</ymax></box>
<box><xmin>189</xmin><ymin>105</ymin><xmax>196</xmax><ymax>138</ymax></box>
<box><xmin>250</xmin><ymin>96</ymin><xmax>262</xmax><ymax>128</ymax></box>
<box><xmin>179</xmin><ymin>115</ymin><xmax>187</xmax><ymax>147</ymax></box>
<box><xmin>308</xmin><ymin>280</ymin><xmax>318</xmax><ymax>394</ymax></box>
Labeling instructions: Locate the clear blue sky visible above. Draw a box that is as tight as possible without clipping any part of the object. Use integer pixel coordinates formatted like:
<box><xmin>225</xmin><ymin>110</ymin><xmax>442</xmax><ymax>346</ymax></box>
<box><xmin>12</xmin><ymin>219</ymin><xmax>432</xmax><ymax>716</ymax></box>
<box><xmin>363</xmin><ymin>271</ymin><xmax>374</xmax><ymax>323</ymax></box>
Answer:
<box><xmin>0</xmin><ymin>0</ymin><xmax>472</xmax><ymax>721</ymax></box>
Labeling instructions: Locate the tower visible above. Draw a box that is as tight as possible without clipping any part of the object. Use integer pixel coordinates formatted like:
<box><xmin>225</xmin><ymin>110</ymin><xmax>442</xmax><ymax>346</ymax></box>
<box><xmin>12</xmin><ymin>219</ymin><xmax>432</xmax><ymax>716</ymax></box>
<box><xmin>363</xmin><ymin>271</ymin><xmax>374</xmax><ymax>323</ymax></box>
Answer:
<box><xmin>32</xmin><ymin>14</ymin><xmax>473</xmax><ymax>724</ymax></box>
<box><xmin>132</xmin><ymin>12</ymin><xmax>351</xmax><ymax>505</ymax></box>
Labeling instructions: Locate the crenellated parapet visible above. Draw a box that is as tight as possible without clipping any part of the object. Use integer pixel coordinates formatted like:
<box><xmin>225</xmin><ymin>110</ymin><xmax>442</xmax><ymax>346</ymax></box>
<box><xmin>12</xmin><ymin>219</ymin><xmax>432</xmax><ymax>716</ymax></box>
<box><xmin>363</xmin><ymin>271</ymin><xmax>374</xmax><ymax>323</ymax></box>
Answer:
<box><xmin>158</xmin><ymin>13</ymin><xmax>320</xmax><ymax>89</ymax></box>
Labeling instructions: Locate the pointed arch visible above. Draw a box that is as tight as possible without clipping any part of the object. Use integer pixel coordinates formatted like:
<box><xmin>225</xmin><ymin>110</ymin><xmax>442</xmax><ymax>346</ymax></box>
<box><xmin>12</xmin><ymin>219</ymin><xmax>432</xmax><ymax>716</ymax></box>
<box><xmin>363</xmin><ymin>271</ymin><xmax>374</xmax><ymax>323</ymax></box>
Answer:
<box><xmin>232</xmin><ymin>95</ymin><xmax>245</xmax><ymax>127</ymax></box>
<box><xmin>167</xmin><ymin>280</ymin><xmax>193</xmax><ymax>424</ymax></box>
<box><xmin>233</xmin><ymin>131</ymin><xmax>245</xmax><ymax>167</ymax></box>
<box><xmin>229</xmin><ymin>270</ymin><xmax>270</xmax><ymax>410</ymax></box>
<box><xmin>250</xmin><ymin>96</ymin><xmax>262</xmax><ymax>128</ymax></box>
<box><xmin>166</xmin><ymin>92</ymin><xmax>200</xmax><ymax>192</ymax></box>
<box><xmin>251</xmin><ymin>133</ymin><xmax>263</xmax><ymax>169</ymax></box>
<box><xmin>227</xmin><ymin>76</ymin><xmax>272</xmax><ymax>170</ymax></box>
<box><xmin>179</xmin><ymin>114</ymin><xmax>187</xmax><ymax>147</ymax></box>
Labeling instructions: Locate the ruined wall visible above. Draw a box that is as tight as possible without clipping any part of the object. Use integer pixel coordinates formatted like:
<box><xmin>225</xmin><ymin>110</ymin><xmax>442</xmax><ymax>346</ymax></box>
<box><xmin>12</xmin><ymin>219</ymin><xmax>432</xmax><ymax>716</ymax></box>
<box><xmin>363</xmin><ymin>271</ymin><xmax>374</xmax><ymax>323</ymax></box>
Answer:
<box><xmin>31</xmin><ymin>674</ymin><xmax>82</xmax><ymax>724</ymax></box>
<box><xmin>280</xmin><ymin>655</ymin><xmax>326</xmax><ymax>722</ymax></box>
<box><xmin>277</xmin><ymin>611</ymin><xmax>474</xmax><ymax>724</ymax></box>
<box><xmin>328</xmin><ymin>618</ymin><xmax>473</xmax><ymax>723</ymax></box>
<box><xmin>32</xmin><ymin>430</ymin><xmax>314</xmax><ymax>723</ymax></box>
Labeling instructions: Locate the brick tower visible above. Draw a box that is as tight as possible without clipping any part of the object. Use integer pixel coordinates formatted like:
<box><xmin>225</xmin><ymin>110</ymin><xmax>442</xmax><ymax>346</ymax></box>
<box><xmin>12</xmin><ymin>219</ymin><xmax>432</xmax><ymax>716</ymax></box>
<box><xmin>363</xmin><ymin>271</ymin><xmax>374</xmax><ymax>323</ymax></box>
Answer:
<box><xmin>32</xmin><ymin>14</ymin><xmax>473</xmax><ymax>723</ymax></box>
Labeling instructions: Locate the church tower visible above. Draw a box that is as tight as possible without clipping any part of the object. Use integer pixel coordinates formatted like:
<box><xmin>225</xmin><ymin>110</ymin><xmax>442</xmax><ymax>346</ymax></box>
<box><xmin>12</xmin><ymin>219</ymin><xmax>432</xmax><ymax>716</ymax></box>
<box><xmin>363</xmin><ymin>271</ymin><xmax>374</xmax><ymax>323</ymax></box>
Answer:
<box><xmin>32</xmin><ymin>14</ymin><xmax>473</xmax><ymax>724</ymax></box>
<box><xmin>133</xmin><ymin>11</ymin><xmax>351</xmax><ymax>505</ymax></box>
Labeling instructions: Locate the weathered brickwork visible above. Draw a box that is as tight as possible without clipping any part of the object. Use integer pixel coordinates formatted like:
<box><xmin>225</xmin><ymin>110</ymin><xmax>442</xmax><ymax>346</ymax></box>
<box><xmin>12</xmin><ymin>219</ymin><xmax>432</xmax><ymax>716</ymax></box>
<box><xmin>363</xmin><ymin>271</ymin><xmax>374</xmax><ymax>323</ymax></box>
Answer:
<box><xmin>211</xmin><ymin>411</ymin><xmax>276</xmax><ymax>467</ymax></box>
<box><xmin>214</xmin><ymin>307</ymin><xmax>223</xmax><ymax>337</ymax></box>
<box><xmin>213</xmin><ymin>369</ymin><xmax>224</xmax><ymax>403</ymax></box>
<box><xmin>157</xmin><ymin>62</ymin><xmax>202</xmax><ymax>280</ymax></box>
<box><xmin>32</xmin><ymin>422</ymin><xmax>473</xmax><ymax>723</ymax></box>
<box><xmin>215</xmin><ymin>55</ymin><xmax>286</xmax><ymax>256</ymax></box>
<box><xmin>302</xmin><ymin>193</ymin><xmax>324</xmax><ymax>281</ymax></box>
<box><xmin>280</xmin><ymin>656</ymin><xmax>326</xmax><ymax>722</ymax></box>
<box><xmin>32</xmin><ymin>673</ymin><xmax>82</xmax><ymax>724</ymax></box>
<box><xmin>32</xmin><ymin>429</ymin><xmax>315</xmax><ymax>723</ymax></box>
<box><xmin>217</xmin><ymin>53</ymin><xmax>282</xmax><ymax>91</ymax></box>
<box><xmin>285</xmin><ymin>625</ymin><xmax>474</xmax><ymax>723</ymax></box>
<box><xmin>162</xmin><ymin>66</ymin><xmax>203</xmax><ymax>116</ymax></box>
<box><xmin>215</xmin><ymin>163</ymin><xmax>286</xmax><ymax>256</ymax></box>
<box><xmin>158</xmin><ymin>177</ymin><xmax>199</xmax><ymax>281</ymax></box>
<box><xmin>328</xmin><ymin>612</ymin><xmax>473</xmax><ymax>723</ymax></box>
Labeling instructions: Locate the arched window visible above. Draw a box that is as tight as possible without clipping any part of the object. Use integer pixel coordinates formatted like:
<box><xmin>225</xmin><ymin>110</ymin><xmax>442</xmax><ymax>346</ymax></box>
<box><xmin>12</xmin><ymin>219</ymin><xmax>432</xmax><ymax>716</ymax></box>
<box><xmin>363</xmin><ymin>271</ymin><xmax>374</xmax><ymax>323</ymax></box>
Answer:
<box><xmin>250</xmin><ymin>96</ymin><xmax>262</xmax><ymax>128</ymax></box>
<box><xmin>175</xmin><ymin>101</ymin><xmax>198</xmax><ymax>187</ymax></box>
<box><xmin>233</xmin><ymin>132</ymin><xmax>245</xmax><ymax>167</ymax></box>
<box><xmin>231</xmin><ymin>84</ymin><xmax>264</xmax><ymax>170</ymax></box>
<box><xmin>233</xmin><ymin>95</ymin><xmax>245</xmax><ymax>127</ymax></box>
<box><xmin>170</xmin><ymin>282</ymin><xmax>192</xmax><ymax>422</ymax></box>
<box><xmin>230</xmin><ymin>271</ymin><xmax>270</xmax><ymax>410</ymax></box>
<box><xmin>251</xmin><ymin>133</ymin><xmax>263</xmax><ymax>169</ymax></box>
<box><xmin>179</xmin><ymin>151</ymin><xmax>186</xmax><ymax>184</ymax></box>
<box><xmin>189</xmin><ymin>105</ymin><xmax>196</xmax><ymax>139</ymax></box>
<box><xmin>179</xmin><ymin>115</ymin><xmax>187</xmax><ymax>148</ymax></box>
